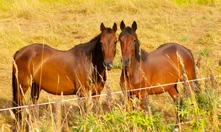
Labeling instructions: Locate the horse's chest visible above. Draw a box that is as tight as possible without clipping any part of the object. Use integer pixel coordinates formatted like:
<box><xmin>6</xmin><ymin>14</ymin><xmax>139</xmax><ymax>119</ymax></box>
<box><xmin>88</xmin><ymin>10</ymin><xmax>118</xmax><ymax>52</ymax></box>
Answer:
<box><xmin>128</xmin><ymin>69</ymin><xmax>148</xmax><ymax>88</ymax></box>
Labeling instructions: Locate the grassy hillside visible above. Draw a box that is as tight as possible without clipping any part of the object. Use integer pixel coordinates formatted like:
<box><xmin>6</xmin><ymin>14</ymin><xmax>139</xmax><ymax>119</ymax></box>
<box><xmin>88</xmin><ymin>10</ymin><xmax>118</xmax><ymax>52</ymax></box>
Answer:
<box><xmin>0</xmin><ymin>0</ymin><xmax>220</xmax><ymax>131</ymax></box>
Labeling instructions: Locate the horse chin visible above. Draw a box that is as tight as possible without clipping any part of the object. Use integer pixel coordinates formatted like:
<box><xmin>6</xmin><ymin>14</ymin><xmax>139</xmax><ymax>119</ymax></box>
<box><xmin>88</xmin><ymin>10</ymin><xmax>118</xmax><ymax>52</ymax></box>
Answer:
<box><xmin>107</xmin><ymin>67</ymin><xmax>111</xmax><ymax>71</ymax></box>
<box><xmin>123</xmin><ymin>65</ymin><xmax>129</xmax><ymax>70</ymax></box>
<box><xmin>106</xmin><ymin>65</ymin><xmax>112</xmax><ymax>71</ymax></box>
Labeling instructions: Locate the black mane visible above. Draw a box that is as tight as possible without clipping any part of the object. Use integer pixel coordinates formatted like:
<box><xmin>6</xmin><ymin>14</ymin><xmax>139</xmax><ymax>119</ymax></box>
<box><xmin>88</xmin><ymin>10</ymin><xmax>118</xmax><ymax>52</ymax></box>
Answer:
<box><xmin>70</xmin><ymin>34</ymin><xmax>106</xmax><ymax>81</ymax></box>
<box><xmin>90</xmin><ymin>34</ymin><xmax>105</xmax><ymax>70</ymax></box>
<box><xmin>88</xmin><ymin>34</ymin><xmax>106</xmax><ymax>82</ymax></box>
<box><xmin>77</xmin><ymin>34</ymin><xmax>104</xmax><ymax>66</ymax></box>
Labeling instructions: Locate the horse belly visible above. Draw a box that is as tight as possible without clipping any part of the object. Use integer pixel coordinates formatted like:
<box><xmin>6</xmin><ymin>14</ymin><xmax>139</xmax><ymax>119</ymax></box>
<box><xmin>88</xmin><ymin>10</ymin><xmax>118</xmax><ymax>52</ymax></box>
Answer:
<box><xmin>34</xmin><ymin>70</ymin><xmax>75</xmax><ymax>95</ymax></box>
<box><xmin>42</xmin><ymin>82</ymin><xmax>75</xmax><ymax>95</ymax></box>
<box><xmin>131</xmin><ymin>79</ymin><xmax>175</xmax><ymax>96</ymax></box>
<box><xmin>147</xmin><ymin>86</ymin><xmax>173</xmax><ymax>94</ymax></box>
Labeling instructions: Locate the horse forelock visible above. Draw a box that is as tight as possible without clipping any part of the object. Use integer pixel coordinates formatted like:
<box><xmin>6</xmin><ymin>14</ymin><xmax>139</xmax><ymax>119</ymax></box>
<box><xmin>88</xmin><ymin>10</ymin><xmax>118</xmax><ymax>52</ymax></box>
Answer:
<box><xmin>103</xmin><ymin>28</ymin><xmax>114</xmax><ymax>33</ymax></box>
<box><xmin>120</xmin><ymin>27</ymin><xmax>136</xmax><ymax>37</ymax></box>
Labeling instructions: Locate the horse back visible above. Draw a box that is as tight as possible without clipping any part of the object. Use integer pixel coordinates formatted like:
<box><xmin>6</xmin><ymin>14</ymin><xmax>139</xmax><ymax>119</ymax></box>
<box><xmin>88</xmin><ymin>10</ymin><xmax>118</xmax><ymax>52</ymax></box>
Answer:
<box><xmin>13</xmin><ymin>44</ymin><xmax>76</xmax><ymax>94</ymax></box>
<box><xmin>152</xmin><ymin>43</ymin><xmax>194</xmax><ymax>64</ymax></box>
<box><xmin>147</xmin><ymin>43</ymin><xmax>196</xmax><ymax>82</ymax></box>
<box><xmin>13</xmin><ymin>43</ymin><xmax>57</xmax><ymax>61</ymax></box>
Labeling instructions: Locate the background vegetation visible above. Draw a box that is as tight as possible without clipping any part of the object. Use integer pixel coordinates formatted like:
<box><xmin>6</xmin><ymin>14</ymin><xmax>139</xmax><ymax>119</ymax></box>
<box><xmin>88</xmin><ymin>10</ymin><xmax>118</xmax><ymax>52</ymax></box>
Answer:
<box><xmin>0</xmin><ymin>0</ymin><xmax>220</xmax><ymax>131</ymax></box>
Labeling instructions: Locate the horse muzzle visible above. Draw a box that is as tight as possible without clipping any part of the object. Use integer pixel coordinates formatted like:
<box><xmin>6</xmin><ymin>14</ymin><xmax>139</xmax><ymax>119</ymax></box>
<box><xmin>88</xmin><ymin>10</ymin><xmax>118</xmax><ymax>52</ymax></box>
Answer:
<box><xmin>104</xmin><ymin>61</ymin><xmax>113</xmax><ymax>71</ymax></box>
<box><xmin>122</xmin><ymin>58</ymin><xmax>130</xmax><ymax>68</ymax></box>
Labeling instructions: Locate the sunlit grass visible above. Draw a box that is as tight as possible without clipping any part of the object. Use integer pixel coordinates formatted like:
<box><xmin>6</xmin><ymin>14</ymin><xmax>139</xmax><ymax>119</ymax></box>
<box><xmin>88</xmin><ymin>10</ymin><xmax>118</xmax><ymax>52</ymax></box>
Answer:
<box><xmin>0</xmin><ymin>0</ymin><xmax>220</xmax><ymax>131</ymax></box>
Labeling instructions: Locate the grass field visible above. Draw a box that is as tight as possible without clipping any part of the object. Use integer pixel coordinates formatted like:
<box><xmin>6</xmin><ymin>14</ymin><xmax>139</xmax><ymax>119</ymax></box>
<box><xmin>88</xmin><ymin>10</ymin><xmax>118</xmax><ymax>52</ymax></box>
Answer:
<box><xmin>0</xmin><ymin>0</ymin><xmax>221</xmax><ymax>131</ymax></box>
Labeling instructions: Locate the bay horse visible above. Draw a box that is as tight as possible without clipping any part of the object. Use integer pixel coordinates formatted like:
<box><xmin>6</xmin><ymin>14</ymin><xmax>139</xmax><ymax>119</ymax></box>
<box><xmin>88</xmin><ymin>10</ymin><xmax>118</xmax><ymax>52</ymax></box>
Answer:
<box><xmin>119</xmin><ymin>21</ymin><xmax>199</xmax><ymax>126</ymax></box>
<box><xmin>12</xmin><ymin>23</ymin><xmax>117</xmax><ymax>120</ymax></box>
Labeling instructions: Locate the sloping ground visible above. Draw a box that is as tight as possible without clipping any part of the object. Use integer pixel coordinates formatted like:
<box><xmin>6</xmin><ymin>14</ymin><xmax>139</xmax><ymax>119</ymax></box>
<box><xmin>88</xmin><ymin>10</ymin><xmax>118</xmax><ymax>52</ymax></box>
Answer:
<box><xmin>0</xmin><ymin>0</ymin><xmax>220</xmax><ymax>130</ymax></box>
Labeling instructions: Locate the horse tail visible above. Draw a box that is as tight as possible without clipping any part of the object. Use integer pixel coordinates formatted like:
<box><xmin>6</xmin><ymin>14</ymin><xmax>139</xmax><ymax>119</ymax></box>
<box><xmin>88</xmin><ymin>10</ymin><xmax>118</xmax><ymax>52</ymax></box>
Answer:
<box><xmin>12</xmin><ymin>62</ymin><xmax>17</xmax><ymax>108</ymax></box>
<box><xmin>177</xmin><ymin>49</ymin><xmax>200</xmax><ymax>93</ymax></box>
<box><xmin>192</xmin><ymin>54</ymin><xmax>200</xmax><ymax>92</ymax></box>
<box><xmin>196</xmin><ymin>55</ymin><xmax>202</xmax><ymax>68</ymax></box>
<box><xmin>187</xmin><ymin>51</ymin><xmax>200</xmax><ymax>93</ymax></box>
<box><xmin>12</xmin><ymin>52</ymin><xmax>22</xmax><ymax>120</ymax></box>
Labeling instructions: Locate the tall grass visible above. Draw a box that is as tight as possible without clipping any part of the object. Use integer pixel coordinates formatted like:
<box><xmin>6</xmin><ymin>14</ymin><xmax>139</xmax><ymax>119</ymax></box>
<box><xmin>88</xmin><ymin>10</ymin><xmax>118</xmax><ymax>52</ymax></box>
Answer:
<box><xmin>5</xmin><ymin>70</ymin><xmax>219</xmax><ymax>131</ymax></box>
<box><xmin>0</xmin><ymin>0</ymin><xmax>220</xmax><ymax>131</ymax></box>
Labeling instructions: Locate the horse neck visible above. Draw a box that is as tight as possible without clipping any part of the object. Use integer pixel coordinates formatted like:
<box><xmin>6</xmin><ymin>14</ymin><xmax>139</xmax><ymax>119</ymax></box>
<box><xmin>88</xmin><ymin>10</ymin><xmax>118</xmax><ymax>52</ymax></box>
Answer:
<box><xmin>69</xmin><ymin>34</ymin><xmax>104</xmax><ymax>70</ymax></box>
<box><xmin>126</xmin><ymin>48</ymin><xmax>150</xmax><ymax>74</ymax></box>
<box><xmin>126</xmin><ymin>55</ymin><xmax>141</xmax><ymax>75</ymax></box>
<box><xmin>89</xmin><ymin>34</ymin><xmax>105</xmax><ymax>71</ymax></box>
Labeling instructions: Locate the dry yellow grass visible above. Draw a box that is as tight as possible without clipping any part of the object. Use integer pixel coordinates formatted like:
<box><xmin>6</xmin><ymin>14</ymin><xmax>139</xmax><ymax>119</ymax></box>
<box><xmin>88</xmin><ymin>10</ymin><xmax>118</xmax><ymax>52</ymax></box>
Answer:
<box><xmin>0</xmin><ymin>0</ymin><xmax>220</xmax><ymax>131</ymax></box>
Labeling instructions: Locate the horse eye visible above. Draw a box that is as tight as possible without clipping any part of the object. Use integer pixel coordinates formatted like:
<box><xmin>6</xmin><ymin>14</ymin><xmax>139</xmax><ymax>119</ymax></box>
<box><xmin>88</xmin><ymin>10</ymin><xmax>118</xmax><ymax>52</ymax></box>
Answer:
<box><xmin>114</xmin><ymin>41</ymin><xmax>117</xmax><ymax>44</ymax></box>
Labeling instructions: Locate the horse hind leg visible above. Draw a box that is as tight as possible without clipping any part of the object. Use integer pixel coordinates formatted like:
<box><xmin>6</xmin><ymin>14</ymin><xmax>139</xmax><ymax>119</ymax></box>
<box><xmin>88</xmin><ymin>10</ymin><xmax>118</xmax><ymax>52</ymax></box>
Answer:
<box><xmin>168</xmin><ymin>86</ymin><xmax>180</xmax><ymax>131</ymax></box>
<box><xmin>12</xmin><ymin>69</ymin><xmax>29</xmax><ymax>121</ymax></box>
<box><xmin>181</xmin><ymin>57</ymin><xmax>200</xmax><ymax>93</ymax></box>
<box><xmin>183</xmin><ymin>68</ymin><xmax>200</xmax><ymax>95</ymax></box>
<box><xmin>30</xmin><ymin>82</ymin><xmax>41</xmax><ymax>123</ymax></box>
<box><xmin>13</xmin><ymin>87</ymin><xmax>29</xmax><ymax>123</ymax></box>
<box><xmin>31</xmin><ymin>82</ymin><xmax>40</xmax><ymax>104</ymax></box>
<box><xmin>168</xmin><ymin>85</ymin><xmax>179</xmax><ymax>102</ymax></box>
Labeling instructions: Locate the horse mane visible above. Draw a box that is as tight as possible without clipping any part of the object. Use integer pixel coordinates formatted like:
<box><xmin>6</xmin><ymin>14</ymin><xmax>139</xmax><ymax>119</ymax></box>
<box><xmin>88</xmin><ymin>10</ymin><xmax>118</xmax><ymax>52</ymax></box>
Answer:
<box><xmin>135</xmin><ymin>39</ymin><xmax>141</xmax><ymax>61</ymax></box>
<box><xmin>90</xmin><ymin>34</ymin><xmax>104</xmax><ymax>68</ymax></box>
<box><xmin>71</xmin><ymin>34</ymin><xmax>102</xmax><ymax>56</ymax></box>
<box><xmin>135</xmin><ymin>40</ymin><xmax>150</xmax><ymax>61</ymax></box>
<box><xmin>70</xmin><ymin>33</ymin><xmax>105</xmax><ymax>81</ymax></box>
<box><xmin>89</xmin><ymin>34</ymin><xmax>101</xmax><ymax>46</ymax></box>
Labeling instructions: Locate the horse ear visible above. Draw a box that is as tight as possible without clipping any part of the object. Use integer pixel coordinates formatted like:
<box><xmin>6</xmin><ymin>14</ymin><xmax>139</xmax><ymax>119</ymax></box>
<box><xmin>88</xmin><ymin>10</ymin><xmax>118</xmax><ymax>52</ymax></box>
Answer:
<box><xmin>100</xmin><ymin>23</ymin><xmax>105</xmax><ymax>32</ymax></box>
<box><xmin>132</xmin><ymin>21</ymin><xmax>137</xmax><ymax>32</ymax></box>
<box><xmin>112</xmin><ymin>23</ymin><xmax>117</xmax><ymax>32</ymax></box>
<box><xmin>120</xmin><ymin>20</ymin><xmax>125</xmax><ymax>31</ymax></box>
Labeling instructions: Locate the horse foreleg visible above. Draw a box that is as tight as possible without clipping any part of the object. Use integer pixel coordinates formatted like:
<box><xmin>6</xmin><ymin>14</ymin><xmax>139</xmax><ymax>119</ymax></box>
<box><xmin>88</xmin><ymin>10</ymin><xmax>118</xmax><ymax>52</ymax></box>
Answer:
<box><xmin>92</xmin><ymin>83</ymin><xmax>103</xmax><ymax>113</ymax></box>
<box><xmin>139</xmin><ymin>91</ymin><xmax>149</xmax><ymax>110</ymax></box>
<box><xmin>92</xmin><ymin>92</ymin><xmax>100</xmax><ymax>105</ymax></box>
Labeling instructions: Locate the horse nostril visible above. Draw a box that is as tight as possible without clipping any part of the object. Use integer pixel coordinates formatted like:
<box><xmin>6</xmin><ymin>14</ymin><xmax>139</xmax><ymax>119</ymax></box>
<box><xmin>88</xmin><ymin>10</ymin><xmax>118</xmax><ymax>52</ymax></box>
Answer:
<box><xmin>104</xmin><ymin>60</ymin><xmax>113</xmax><ymax>70</ymax></box>
<box><xmin>107</xmin><ymin>64</ymin><xmax>113</xmax><ymax>70</ymax></box>
<box><xmin>123</xmin><ymin>59</ymin><xmax>130</xmax><ymax>67</ymax></box>
<box><xmin>109</xmin><ymin>63</ymin><xmax>113</xmax><ymax>68</ymax></box>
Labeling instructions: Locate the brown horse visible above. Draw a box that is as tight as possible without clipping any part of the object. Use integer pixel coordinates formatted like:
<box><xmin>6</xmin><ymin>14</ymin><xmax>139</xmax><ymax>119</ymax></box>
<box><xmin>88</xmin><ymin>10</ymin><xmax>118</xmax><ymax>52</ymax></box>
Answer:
<box><xmin>12</xmin><ymin>23</ymin><xmax>117</xmax><ymax>120</ymax></box>
<box><xmin>119</xmin><ymin>21</ymin><xmax>198</xmax><ymax>126</ymax></box>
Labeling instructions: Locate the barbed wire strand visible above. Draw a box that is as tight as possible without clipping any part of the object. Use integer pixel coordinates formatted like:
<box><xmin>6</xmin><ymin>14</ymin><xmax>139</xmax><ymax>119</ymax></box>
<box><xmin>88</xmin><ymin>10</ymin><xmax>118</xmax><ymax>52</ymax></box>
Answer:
<box><xmin>0</xmin><ymin>75</ymin><xmax>220</xmax><ymax>112</ymax></box>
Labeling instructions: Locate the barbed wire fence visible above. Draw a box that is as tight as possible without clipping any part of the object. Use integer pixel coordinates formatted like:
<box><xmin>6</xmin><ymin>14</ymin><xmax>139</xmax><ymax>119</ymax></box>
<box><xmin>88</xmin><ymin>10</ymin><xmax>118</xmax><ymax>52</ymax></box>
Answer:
<box><xmin>0</xmin><ymin>74</ymin><xmax>220</xmax><ymax>112</ymax></box>
<box><xmin>0</xmin><ymin>73</ymin><xmax>220</xmax><ymax>131</ymax></box>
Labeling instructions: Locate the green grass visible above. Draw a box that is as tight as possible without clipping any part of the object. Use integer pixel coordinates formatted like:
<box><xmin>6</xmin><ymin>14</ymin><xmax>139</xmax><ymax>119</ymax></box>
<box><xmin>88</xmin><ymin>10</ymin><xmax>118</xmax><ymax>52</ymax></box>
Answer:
<box><xmin>199</xmin><ymin>48</ymin><xmax>210</xmax><ymax>56</ymax></box>
<box><xmin>174</xmin><ymin>0</ymin><xmax>219</xmax><ymax>5</ymax></box>
<box><xmin>71</xmin><ymin>108</ymin><xmax>167</xmax><ymax>131</ymax></box>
